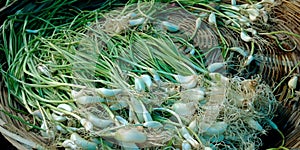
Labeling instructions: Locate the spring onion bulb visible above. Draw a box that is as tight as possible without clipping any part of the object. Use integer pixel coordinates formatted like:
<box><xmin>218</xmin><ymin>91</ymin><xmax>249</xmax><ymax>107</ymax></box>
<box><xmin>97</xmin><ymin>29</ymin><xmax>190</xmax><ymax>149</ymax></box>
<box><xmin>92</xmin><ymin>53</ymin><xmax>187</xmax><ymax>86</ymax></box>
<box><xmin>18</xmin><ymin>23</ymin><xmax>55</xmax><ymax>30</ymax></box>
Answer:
<box><xmin>190</xmin><ymin>17</ymin><xmax>202</xmax><ymax>40</ymax></box>
<box><xmin>266</xmin><ymin>119</ymin><xmax>278</xmax><ymax>130</ymax></box>
<box><xmin>207</xmin><ymin>62</ymin><xmax>226</xmax><ymax>73</ymax></box>
<box><xmin>57</xmin><ymin>104</ymin><xmax>73</xmax><ymax>112</ymax></box>
<box><xmin>110</xmin><ymin>100</ymin><xmax>128</xmax><ymax>110</ymax></box>
<box><xmin>51</xmin><ymin>113</ymin><xmax>67</xmax><ymax>122</ymax></box>
<box><xmin>173</xmin><ymin>74</ymin><xmax>197</xmax><ymax>89</ymax></box>
<box><xmin>254</xmin><ymin>4</ymin><xmax>263</xmax><ymax>9</ymax></box>
<box><xmin>246</xmin><ymin>8</ymin><xmax>259</xmax><ymax>21</ymax></box>
<box><xmin>25</xmin><ymin>29</ymin><xmax>40</xmax><ymax>34</ymax></box>
<box><xmin>116</xmin><ymin>115</ymin><xmax>129</xmax><ymax>125</ymax></box>
<box><xmin>181</xmin><ymin>88</ymin><xmax>205</xmax><ymax>102</ymax></box>
<box><xmin>262</xmin><ymin>10</ymin><xmax>268</xmax><ymax>23</ymax></box>
<box><xmin>143</xmin><ymin>121</ymin><xmax>163</xmax><ymax>129</ymax></box>
<box><xmin>114</xmin><ymin>128</ymin><xmax>147</xmax><ymax>143</ymax></box>
<box><xmin>204</xmin><ymin>147</ymin><xmax>213</xmax><ymax>150</ymax></box>
<box><xmin>181</xmin><ymin>127</ymin><xmax>199</xmax><ymax>148</ymax></box>
<box><xmin>188</xmin><ymin>119</ymin><xmax>198</xmax><ymax>132</ymax></box>
<box><xmin>62</xmin><ymin>139</ymin><xmax>78</xmax><ymax>149</ymax></box>
<box><xmin>189</xmin><ymin>48</ymin><xmax>196</xmax><ymax>56</ymax></box>
<box><xmin>204</xmin><ymin>134</ymin><xmax>224</xmax><ymax>143</ymax></box>
<box><xmin>161</xmin><ymin>21</ymin><xmax>180</xmax><ymax>32</ymax></box>
<box><xmin>195</xmin><ymin>17</ymin><xmax>202</xmax><ymax>29</ymax></box>
<box><xmin>172</xmin><ymin>102</ymin><xmax>196</xmax><ymax>116</ymax></box>
<box><xmin>87</xmin><ymin>112</ymin><xmax>113</xmax><ymax>129</ymax></box>
<box><xmin>246</xmin><ymin>118</ymin><xmax>265</xmax><ymax>133</ymax></box>
<box><xmin>95</xmin><ymin>88</ymin><xmax>122</xmax><ymax>97</ymax></box>
<box><xmin>245</xmin><ymin>28</ymin><xmax>257</xmax><ymax>35</ymax></box>
<box><xmin>129</xmin><ymin>18</ymin><xmax>145</xmax><ymax>26</ymax></box>
<box><xmin>244</xmin><ymin>55</ymin><xmax>254</xmax><ymax>66</ymax></box>
<box><xmin>239</xmin><ymin>16</ymin><xmax>250</xmax><ymax>23</ymax></box>
<box><xmin>288</xmin><ymin>76</ymin><xmax>298</xmax><ymax>90</ymax></box>
<box><xmin>209</xmin><ymin>73</ymin><xmax>229</xmax><ymax>83</ymax></box>
<box><xmin>126</xmin><ymin>12</ymin><xmax>137</xmax><ymax>18</ymax></box>
<box><xmin>135</xmin><ymin>77</ymin><xmax>146</xmax><ymax>92</ymax></box>
<box><xmin>231</xmin><ymin>0</ymin><xmax>236</xmax><ymax>5</ymax></box>
<box><xmin>130</xmin><ymin>98</ymin><xmax>146</xmax><ymax>122</ymax></box>
<box><xmin>174</xmin><ymin>74</ymin><xmax>196</xmax><ymax>84</ymax></box>
<box><xmin>239</xmin><ymin>4</ymin><xmax>249</xmax><ymax>9</ymax></box>
<box><xmin>229</xmin><ymin>47</ymin><xmax>248</xmax><ymax>57</ymax></box>
<box><xmin>31</xmin><ymin>110</ymin><xmax>43</xmax><ymax>119</ymax></box>
<box><xmin>75</xmin><ymin>96</ymin><xmax>106</xmax><ymax>105</ymax></box>
<box><xmin>140</xmin><ymin>74</ymin><xmax>153</xmax><ymax>90</ymax></box>
<box><xmin>240</xmin><ymin>31</ymin><xmax>253</xmax><ymax>42</ymax></box>
<box><xmin>139</xmin><ymin>100</ymin><xmax>153</xmax><ymax>122</ymax></box>
<box><xmin>56</xmin><ymin>125</ymin><xmax>67</xmax><ymax>134</ymax></box>
<box><xmin>40</xmin><ymin>121</ymin><xmax>55</xmax><ymax>139</ymax></box>
<box><xmin>148</xmin><ymin>68</ymin><xmax>161</xmax><ymax>83</ymax></box>
<box><xmin>54</xmin><ymin>104</ymin><xmax>73</xmax><ymax>115</ymax></box>
<box><xmin>260</xmin><ymin>0</ymin><xmax>274</xmax><ymax>3</ymax></box>
<box><xmin>70</xmin><ymin>133</ymin><xmax>97</xmax><ymax>150</ymax></box>
<box><xmin>208</xmin><ymin>12</ymin><xmax>216</xmax><ymax>25</ymax></box>
<box><xmin>120</xmin><ymin>142</ymin><xmax>139</xmax><ymax>150</ymax></box>
<box><xmin>223</xmin><ymin>12</ymin><xmax>239</xmax><ymax>19</ymax></box>
<box><xmin>37</xmin><ymin>64</ymin><xmax>51</xmax><ymax>77</ymax></box>
<box><xmin>80</xmin><ymin>118</ymin><xmax>93</xmax><ymax>131</ymax></box>
<box><xmin>182</xmin><ymin>140</ymin><xmax>192</xmax><ymax>150</ymax></box>
<box><xmin>202</xmin><ymin>122</ymin><xmax>228</xmax><ymax>136</ymax></box>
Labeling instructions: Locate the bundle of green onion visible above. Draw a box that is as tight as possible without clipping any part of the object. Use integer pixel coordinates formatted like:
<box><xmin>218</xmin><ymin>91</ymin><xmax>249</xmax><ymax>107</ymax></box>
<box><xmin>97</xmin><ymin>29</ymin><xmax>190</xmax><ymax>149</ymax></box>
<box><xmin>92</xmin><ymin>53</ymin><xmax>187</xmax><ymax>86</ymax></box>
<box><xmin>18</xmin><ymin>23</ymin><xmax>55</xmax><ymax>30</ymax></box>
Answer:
<box><xmin>0</xmin><ymin>0</ymin><xmax>288</xmax><ymax>149</ymax></box>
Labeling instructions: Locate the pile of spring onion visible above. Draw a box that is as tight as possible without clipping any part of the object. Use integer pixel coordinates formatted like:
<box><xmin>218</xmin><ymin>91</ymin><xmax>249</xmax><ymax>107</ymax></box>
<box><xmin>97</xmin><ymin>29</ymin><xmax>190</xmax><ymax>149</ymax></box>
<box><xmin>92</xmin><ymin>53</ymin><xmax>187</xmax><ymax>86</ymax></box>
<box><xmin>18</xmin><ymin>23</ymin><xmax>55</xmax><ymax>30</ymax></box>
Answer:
<box><xmin>0</xmin><ymin>0</ymin><xmax>288</xmax><ymax>149</ymax></box>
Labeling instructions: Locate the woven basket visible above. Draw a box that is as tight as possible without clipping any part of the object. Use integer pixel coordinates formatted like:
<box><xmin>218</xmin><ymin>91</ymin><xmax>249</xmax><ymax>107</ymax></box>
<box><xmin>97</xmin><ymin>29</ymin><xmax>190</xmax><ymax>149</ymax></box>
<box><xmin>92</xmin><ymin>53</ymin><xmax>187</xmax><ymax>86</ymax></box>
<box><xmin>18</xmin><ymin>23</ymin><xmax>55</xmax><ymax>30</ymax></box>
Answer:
<box><xmin>0</xmin><ymin>0</ymin><xmax>300</xmax><ymax>149</ymax></box>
